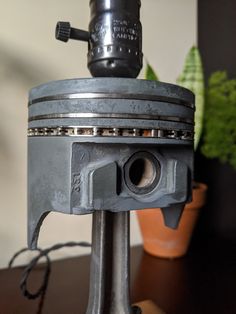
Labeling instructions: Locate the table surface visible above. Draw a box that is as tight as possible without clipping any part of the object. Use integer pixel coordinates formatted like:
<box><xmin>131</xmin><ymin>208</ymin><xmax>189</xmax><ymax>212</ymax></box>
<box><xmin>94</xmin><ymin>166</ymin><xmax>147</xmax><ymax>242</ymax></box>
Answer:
<box><xmin>1</xmin><ymin>239</ymin><xmax>236</xmax><ymax>314</ymax></box>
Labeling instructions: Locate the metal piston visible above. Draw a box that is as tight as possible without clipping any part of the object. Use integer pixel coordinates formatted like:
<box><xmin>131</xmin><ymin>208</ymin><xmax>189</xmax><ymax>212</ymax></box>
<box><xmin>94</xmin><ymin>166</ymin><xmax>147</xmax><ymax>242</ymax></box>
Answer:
<box><xmin>28</xmin><ymin>77</ymin><xmax>194</xmax><ymax>249</ymax></box>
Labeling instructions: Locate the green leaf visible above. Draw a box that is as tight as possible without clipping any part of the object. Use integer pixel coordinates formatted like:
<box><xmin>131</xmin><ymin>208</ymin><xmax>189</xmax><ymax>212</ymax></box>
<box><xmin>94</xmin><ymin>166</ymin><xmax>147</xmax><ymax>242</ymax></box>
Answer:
<box><xmin>145</xmin><ymin>62</ymin><xmax>159</xmax><ymax>81</ymax></box>
<box><xmin>177</xmin><ymin>46</ymin><xmax>205</xmax><ymax>151</ymax></box>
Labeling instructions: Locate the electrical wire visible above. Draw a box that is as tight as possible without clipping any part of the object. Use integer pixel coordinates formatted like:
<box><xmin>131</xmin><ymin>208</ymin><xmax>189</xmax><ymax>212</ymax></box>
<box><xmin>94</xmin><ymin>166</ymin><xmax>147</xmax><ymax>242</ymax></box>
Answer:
<box><xmin>9</xmin><ymin>242</ymin><xmax>91</xmax><ymax>300</ymax></box>
<box><xmin>9</xmin><ymin>242</ymin><xmax>141</xmax><ymax>314</ymax></box>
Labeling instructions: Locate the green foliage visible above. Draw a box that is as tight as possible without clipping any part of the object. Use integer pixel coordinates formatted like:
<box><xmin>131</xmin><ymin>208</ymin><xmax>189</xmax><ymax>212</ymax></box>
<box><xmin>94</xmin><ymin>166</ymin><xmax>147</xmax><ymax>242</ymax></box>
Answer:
<box><xmin>201</xmin><ymin>72</ymin><xmax>236</xmax><ymax>170</ymax></box>
<box><xmin>145</xmin><ymin>62</ymin><xmax>159</xmax><ymax>81</ymax></box>
<box><xmin>145</xmin><ymin>47</ymin><xmax>204</xmax><ymax>151</ymax></box>
<box><xmin>177</xmin><ymin>46</ymin><xmax>205</xmax><ymax>150</ymax></box>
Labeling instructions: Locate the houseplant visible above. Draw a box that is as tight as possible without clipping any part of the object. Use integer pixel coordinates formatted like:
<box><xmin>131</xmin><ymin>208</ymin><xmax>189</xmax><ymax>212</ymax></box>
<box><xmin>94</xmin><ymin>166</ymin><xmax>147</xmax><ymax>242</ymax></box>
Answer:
<box><xmin>137</xmin><ymin>47</ymin><xmax>208</xmax><ymax>258</ymax></box>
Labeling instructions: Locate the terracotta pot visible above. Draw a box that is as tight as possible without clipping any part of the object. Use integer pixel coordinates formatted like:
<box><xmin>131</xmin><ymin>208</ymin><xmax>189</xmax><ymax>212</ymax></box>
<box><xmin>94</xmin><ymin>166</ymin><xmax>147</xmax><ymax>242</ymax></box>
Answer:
<box><xmin>137</xmin><ymin>183</ymin><xmax>207</xmax><ymax>258</ymax></box>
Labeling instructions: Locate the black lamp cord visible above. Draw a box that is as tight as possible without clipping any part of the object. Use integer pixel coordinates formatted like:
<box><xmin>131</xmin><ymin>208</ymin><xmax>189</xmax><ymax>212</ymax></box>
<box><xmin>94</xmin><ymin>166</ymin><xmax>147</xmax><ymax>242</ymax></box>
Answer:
<box><xmin>9</xmin><ymin>242</ymin><xmax>141</xmax><ymax>314</ymax></box>
<box><xmin>8</xmin><ymin>241</ymin><xmax>91</xmax><ymax>310</ymax></box>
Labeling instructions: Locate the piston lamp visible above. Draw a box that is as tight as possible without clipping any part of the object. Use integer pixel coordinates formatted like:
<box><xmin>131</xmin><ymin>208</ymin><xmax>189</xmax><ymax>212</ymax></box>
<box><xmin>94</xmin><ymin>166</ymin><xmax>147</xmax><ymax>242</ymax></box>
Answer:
<box><xmin>27</xmin><ymin>1</ymin><xmax>195</xmax><ymax>313</ymax></box>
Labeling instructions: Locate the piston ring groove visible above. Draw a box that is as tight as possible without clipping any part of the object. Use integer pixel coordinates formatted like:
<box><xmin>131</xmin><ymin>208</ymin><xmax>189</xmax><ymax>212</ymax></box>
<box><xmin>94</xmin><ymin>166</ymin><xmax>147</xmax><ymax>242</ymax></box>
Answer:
<box><xmin>28</xmin><ymin>92</ymin><xmax>195</xmax><ymax>109</ymax></box>
<box><xmin>28</xmin><ymin>126</ymin><xmax>193</xmax><ymax>141</ymax></box>
<box><xmin>28</xmin><ymin>112</ymin><xmax>194</xmax><ymax>124</ymax></box>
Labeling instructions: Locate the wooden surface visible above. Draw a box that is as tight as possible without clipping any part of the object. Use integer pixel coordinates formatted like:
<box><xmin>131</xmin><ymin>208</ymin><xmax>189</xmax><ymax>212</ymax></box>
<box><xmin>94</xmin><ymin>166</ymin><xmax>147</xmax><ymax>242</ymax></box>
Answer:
<box><xmin>1</xmin><ymin>240</ymin><xmax>236</xmax><ymax>314</ymax></box>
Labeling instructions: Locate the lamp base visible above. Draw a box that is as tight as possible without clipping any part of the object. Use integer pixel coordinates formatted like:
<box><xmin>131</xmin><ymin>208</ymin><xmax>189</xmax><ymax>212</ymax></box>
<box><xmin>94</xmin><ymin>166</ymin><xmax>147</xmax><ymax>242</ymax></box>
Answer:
<box><xmin>134</xmin><ymin>300</ymin><xmax>166</xmax><ymax>314</ymax></box>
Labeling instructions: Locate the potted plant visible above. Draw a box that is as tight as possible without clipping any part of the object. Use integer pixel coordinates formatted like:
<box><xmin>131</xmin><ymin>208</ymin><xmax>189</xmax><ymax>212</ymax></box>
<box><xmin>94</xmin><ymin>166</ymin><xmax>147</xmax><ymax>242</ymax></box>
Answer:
<box><xmin>137</xmin><ymin>47</ymin><xmax>208</xmax><ymax>258</ymax></box>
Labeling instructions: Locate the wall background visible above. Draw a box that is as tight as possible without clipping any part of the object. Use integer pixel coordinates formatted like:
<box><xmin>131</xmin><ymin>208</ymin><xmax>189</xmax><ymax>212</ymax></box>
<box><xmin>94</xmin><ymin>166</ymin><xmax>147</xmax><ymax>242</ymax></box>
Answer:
<box><xmin>0</xmin><ymin>0</ymin><xmax>197</xmax><ymax>268</ymax></box>
<box><xmin>193</xmin><ymin>0</ymin><xmax>236</xmax><ymax>241</ymax></box>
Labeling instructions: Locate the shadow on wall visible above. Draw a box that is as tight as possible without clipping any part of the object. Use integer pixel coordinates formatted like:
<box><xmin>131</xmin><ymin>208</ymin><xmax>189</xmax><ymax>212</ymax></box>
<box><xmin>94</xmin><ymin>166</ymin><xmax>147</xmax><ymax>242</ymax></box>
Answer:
<box><xmin>0</xmin><ymin>45</ymin><xmax>53</xmax><ymax>174</ymax></box>
<box><xmin>0</xmin><ymin>44</ymin><xmax>57</xmax><ymax>268</ymax></box>
<box><xmin>0</xmin><ymin>45</ymin><xmax>53</xmax><ymax>85</ymax></box>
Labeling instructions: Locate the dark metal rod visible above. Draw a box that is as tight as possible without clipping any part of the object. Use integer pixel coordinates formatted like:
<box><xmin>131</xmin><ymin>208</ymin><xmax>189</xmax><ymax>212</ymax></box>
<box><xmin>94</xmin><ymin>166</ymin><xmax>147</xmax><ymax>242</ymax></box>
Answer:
<box><xmin>86</xmin><ymin>211</ymin><xmax>133</xmax><ymax>314</ymax></box>
<box><xmin>110</xmin><ymin>211</ymin><xmax>132</xmax><ymax>313</ymax></box>
<box><xmin>86</xmin><ymin>211</ymin><xmax>107</xmax><ymax>314</ymax></box>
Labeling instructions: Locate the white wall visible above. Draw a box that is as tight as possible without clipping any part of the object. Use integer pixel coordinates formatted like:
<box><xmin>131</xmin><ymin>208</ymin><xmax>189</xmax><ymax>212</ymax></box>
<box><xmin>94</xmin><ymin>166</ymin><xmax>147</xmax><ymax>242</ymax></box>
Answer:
<box><xmin>0</xmin><ymin>0</ymin><xmax>197</xmax><ymax>268</ymax></box>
